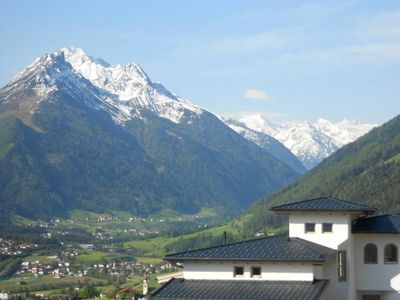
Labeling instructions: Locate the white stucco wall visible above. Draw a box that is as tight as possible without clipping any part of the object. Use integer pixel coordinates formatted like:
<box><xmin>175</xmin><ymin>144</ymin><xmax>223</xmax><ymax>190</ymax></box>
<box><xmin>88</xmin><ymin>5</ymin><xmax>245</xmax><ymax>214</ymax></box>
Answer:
<box><xmin>356</xmin><ymin>291</ymin><xmax>400</xmax><ymax>300</ymax></box>
<box><xmin>354</xmin><ymin>234</ymin><xmax>400</xmax><ymax>294</ymax></box>
<box><xmin>318</xmin><ymin>254</ymin><xmax>350</xmax><ymax>300</ymax></box>
<box><xmin>385</xmin><ymin>291</ymin><xmax>400</xmax><ymax>300</ymax></box>
<box><xmin>183</xmin><ymin>261</ymin><xmax>315</xmax><ymax>281</ymax></box>
<box><xmin>288</xmin><ymin>213</ymin><xmax>357</xmax><ymax>249</ymax></box>
<box><xmin>287</xmin><ymin>212</ymin><xmax>361</xmax><ymax>299</ymax></box>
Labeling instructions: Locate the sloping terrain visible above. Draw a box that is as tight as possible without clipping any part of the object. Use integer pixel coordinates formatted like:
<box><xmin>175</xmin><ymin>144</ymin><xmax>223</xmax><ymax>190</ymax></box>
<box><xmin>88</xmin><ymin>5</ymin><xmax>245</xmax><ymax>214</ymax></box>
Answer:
<box><xmin>244</xmin><ymin>114</ymin><xmax>400</xmax><ymax>233</ymax></box>
<box><xmin>0</xmin><ymin>49</ymin><xmax>302</xmax><ymax>222</ymax></box>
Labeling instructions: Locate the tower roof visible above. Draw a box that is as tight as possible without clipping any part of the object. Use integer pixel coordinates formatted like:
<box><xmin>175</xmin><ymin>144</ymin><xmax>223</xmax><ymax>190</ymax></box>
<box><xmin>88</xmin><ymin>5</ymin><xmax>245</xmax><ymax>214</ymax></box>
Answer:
<box><xmin>353</xmin><ymin>214</ymin><xmax>400</xmax><ymax>233</ymax></box>
<box><xmin>271</xmin><ymin>197</ymin><xmax>376</xmax><ymax>214</ymax></box>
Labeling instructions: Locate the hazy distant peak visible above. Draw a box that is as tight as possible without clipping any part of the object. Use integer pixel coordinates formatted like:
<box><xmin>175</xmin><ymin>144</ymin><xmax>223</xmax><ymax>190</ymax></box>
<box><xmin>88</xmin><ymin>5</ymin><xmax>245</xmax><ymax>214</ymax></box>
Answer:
<box><xmin>229</xmin><ymin>114</ymin><xmax>377</xmax><ymax>169</ymax></box>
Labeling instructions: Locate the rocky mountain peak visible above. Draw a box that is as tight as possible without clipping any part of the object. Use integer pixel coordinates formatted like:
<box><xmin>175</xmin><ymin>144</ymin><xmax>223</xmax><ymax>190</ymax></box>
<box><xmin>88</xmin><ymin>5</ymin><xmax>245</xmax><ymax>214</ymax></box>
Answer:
<box><xmin>230</xmin><ymin>114</ymin><xmax>376</xmax><ymax>169</ymax></box>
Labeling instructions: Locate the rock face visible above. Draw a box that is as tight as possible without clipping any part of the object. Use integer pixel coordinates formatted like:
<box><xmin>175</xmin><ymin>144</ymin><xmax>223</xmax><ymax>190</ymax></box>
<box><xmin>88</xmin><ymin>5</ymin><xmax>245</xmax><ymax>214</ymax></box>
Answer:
<box><xmin>234</xmin><ymin>114</ymin><xmax>376</xmax><ymax>169</ymax></box>
<box><xmin>0</xmin><ymin>48</ymin><xmax>302</xmax><ymax>221</ymax></box>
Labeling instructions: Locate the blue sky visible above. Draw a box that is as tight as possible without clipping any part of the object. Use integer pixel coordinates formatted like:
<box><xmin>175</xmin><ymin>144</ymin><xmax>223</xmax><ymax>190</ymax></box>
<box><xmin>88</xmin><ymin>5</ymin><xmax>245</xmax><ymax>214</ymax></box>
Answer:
<box><xmin>1</xmin><ymin>0</ymin><xmax>399</xmax><ymax>124</ymax></box>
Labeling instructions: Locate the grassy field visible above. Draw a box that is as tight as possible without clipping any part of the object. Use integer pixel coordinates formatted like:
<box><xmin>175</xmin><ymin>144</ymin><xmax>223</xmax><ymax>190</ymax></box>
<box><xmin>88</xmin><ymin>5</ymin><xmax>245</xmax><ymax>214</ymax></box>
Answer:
<box><xmin>11</xmin><ymin>215</ymin><xmax>40</xmax><ymax>227</ymax></box>
<box><xmin>73</xmin><ymin>251</ymin><xmax>134</xmax><ymax>264</ymax></box>
<box><xmin>24</xmin><ymin>255</ymin><xmax>58</xmax><ymax>264</ymax></box>
<box><xmin>0</xmin><ymin>275</ymin><xmax>106</xmax><ymax>293</ymax></box>
<box><xmin>2</xmin><ymin>207</ymin><xmax>259</xmax><ymax>296</ymax></box>
<box><xmin>123</xmin><ymin>213</ymin><xmax>255</xmax><ymax>257</ymax></box>
<box><xmin>135</xmin><ymin>257</ymin><xmax>163</xmax><ymax>264</ymax></box>
<box><xmin>39</xmin><ymin>206</ymin><xmax>223</xmax><ymax>238</ymax></box>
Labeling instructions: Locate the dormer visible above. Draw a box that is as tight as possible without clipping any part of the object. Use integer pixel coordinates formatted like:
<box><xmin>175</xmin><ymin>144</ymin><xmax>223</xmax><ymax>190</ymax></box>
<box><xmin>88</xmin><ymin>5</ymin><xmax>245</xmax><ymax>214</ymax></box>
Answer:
<box><xmin>271</xmin><ymin>197</ymin><xmax>376</xmax><ymax>249</ymax></box>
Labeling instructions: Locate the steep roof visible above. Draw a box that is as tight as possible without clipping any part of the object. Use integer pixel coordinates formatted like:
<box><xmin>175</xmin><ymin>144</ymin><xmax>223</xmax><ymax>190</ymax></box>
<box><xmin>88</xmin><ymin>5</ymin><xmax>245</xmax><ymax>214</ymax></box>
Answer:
<box><xmin>151</xmin><ymin>278</ymin><xmax>329</xmax><ymax>300</ymax></box>
<box><xmin>353</xmin><ymin>214</ymin><xmax>400</xmax><ymax>234</ymax></box>
<box><xmin>271</xmin><ymin>197</ymin><xmax>375</xmax><ymax>213</ymax></box>
<box><xmin>165</xmin><ymin>235</ymin><xmax>335</xmax><ymax>262</ymax></box>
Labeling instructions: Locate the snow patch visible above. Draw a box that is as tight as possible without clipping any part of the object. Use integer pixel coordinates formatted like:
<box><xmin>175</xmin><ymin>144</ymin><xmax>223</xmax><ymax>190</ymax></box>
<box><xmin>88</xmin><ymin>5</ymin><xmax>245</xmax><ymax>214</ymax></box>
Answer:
<box><xmin>61</xmin><ymin>47</ymin><xmax>203</xmax><ymax>124</ymax></box>
<box><xmin>234</xmin><ymin>113</ymin><xmax>377</xmax><ymax>169</ymax></box>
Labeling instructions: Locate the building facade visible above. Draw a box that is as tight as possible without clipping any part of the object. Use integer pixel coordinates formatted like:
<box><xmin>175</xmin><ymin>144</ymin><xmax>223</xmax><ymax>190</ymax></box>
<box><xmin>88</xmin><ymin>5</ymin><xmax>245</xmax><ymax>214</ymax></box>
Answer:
<box><xmin>151</xmin><ymin>197</ymin><xmax>400</xmax><ymax>300</ymax></box>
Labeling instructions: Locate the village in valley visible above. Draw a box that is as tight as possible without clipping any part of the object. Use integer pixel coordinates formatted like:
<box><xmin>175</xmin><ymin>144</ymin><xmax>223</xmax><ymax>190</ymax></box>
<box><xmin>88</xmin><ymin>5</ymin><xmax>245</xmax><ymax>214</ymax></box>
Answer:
<box><xmin>1</xmin><ymin>1</ymin><xmax>399</xmax><ymax>300</ymax></box>
<box><xmin>0</xmin><ymin>234</ymin><xmax>177</xmax><ymax>299</ymax></box>
<box><xmin>0</xmin><ymin>211</ymin><xmax>209</xmax><ymax>299</ymax></box>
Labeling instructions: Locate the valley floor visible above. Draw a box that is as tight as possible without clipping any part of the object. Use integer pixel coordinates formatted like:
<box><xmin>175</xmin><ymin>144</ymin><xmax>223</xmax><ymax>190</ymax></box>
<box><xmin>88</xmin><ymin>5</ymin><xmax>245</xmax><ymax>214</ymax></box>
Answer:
<box><xmin>0</xmin><ymin>209</ymin><xmax>279</xmax><ymax>298</ymax></box>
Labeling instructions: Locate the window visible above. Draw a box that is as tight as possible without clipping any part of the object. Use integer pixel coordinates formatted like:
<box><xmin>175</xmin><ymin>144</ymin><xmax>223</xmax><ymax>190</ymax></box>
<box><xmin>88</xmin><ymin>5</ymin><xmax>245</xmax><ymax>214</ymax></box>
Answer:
<box><xmin>251</xmin><ymin>266</ymin><xmax>261</xmax><ymax>278</ymax></box>
<box><xmin>362</xmin><ymin>295</ymin><xmax>381</xmax><ymax>300</ymax></box>
<box><xmin>364</xmin><ymin>243</ymin><xmax>378</xmax><ymax>264</ymax></box>
<box><xmin>338</xmin><ymin>251</ymin><xmax>346</xmax><ymax>281</ymax></box>
<box><xmin>322</xmin><ymin>223</ymin><xmax>333</xmax><ymax>233</ymax></box>
<box><xmin>305</xmin><ymin>223</ymin><xmax>315</xmax><ymax>233</ymax></box>
<box><xmin>234</xmin><ymin>266</ymin><xmax>244</xmax><ymax>277</ymax></box>
<box><xmin>384</xmin><ymin>244</ymin><xmax>398</xmax><ymax>264</ymax></box>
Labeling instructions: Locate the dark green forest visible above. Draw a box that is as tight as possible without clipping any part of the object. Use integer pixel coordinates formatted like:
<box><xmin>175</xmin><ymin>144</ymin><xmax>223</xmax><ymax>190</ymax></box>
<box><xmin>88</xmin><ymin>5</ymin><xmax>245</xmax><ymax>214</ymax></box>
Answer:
<box><xmin>162</xmin><ymin>114</ymin><xmax>400</xmax><ymax>253</ymax></box>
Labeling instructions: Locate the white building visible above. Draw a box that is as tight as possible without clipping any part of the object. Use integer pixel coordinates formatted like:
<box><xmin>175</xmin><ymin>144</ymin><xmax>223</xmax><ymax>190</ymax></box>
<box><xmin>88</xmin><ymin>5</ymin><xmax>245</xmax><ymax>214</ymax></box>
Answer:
<box><xmin>0</xmin><ymin>293</ymin><xmax>11</xmax><ymax>300</ymax></box>
<box><xmin>151</xmin><ymin>197</ymin><xmax>400</xmax><ymax>300</ymax></box>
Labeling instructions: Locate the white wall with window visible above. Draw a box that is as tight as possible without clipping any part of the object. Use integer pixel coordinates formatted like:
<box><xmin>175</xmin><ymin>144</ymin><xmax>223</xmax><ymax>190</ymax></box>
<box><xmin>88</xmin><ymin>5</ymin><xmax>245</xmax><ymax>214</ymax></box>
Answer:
<box><xmin>183</xmin><ymin>261</ymin><xmax>316</xmax><ymax>281</ymax></box>
<box><xmin>354</xmin><ymin>234</ymin><xmax>400</xmax><ymax>294</ymax></box>
<box><xmin>288</xmin><ymin>213</ymin><xmax>357</xmax><ymax>249</ymax></box>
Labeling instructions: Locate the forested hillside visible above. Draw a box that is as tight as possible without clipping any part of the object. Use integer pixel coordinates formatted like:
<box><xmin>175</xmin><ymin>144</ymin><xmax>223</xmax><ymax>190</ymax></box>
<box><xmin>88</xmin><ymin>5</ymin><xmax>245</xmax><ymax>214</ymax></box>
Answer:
<box><xmin>243</xmin><ymin>114</ymin><xmax>400</xmax><ymax>234</ymax></box>
<box><xmin>0</xmin><ymin>49</ymin><xmax>301</xmax><ymax>223</ymax></box>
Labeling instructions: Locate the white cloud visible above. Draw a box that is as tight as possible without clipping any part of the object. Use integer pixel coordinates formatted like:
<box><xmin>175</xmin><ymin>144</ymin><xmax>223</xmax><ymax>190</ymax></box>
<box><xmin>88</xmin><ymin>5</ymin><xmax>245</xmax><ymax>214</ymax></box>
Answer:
<box><xmin>244</xmin><ymin>89</ymin><xmax>269</xmax><ymax>101</ymax></box>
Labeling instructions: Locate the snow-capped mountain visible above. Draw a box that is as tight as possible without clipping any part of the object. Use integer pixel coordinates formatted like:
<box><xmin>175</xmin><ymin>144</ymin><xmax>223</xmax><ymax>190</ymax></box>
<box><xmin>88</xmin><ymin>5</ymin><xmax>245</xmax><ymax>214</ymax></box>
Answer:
<box><xmin>223</xmin><ymin>118</ymin><xmax>306</xmax><ymax>174</ymax></box>
<box><xmin>0</xmin><ymin>48</ymin><xmax>302</xmax><ymax>220</ymax></box>
<box><xmin>314</xmin><ymin>118</ymin><xmax>376</xmax><ymax>146</ymax></box>
<box><xmin>8</xmin><ymin>47</ymin><xmax>203</xmax><ymax>125</ymax></box>
<box><xmin>232</xmin><ymin>114</ymin><xmax>376</xmax><ymax>169</ymax></box>
<box><xmin>61</xmin><ymin>47</ymin><xmax>204</xmax><ymax>124</ymax></box>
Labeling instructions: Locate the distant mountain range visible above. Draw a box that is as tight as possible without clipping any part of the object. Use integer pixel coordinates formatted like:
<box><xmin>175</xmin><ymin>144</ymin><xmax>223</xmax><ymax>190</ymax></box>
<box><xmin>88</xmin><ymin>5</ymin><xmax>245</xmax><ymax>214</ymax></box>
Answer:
<box><xmin>224</xmin><ymin>114</ymin><xmax>376</xmax><ymax>169</ymax></box>
<box><xmin>243</xmin><ymin>113</ymin><xmax>400</xmax><ymax>234</ymax></box>
<box><xmin>0</xmin><ymin>48</ymin><xmax>302</xmax><ymax>222</ymax></box>
<box><xmin>222</xmin><ymin>118</ymin><xmax>305</xmax><ymax>174</ymax></box>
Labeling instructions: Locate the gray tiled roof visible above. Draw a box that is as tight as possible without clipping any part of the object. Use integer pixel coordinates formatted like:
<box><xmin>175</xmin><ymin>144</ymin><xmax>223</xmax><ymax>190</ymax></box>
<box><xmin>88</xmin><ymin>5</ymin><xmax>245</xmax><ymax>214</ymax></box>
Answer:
<box><xmin>271</xmin><ymin>197</ymin><xmax>375</xmax><ymax>213</ymax></box>
<box><xmin>353</xmin><ymin>214</ymin><xmax>400</xmax><ymax>233</ymax></box>
<box><xmin>151</xmin><ymin>278</ymin><xmax>329</xmax><ymax>300</ymax></box>
<box><xmin>165</xmin><ymin>235</ymin><xmax>335</xmax><ymax>262</ymax></box>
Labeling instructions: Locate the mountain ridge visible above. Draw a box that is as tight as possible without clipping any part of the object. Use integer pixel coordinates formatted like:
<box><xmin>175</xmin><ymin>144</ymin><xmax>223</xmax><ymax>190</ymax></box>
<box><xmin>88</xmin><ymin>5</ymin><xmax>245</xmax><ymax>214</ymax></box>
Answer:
<box><xmin>242</xmin><ymin>113</ymin><xmax>400</xmax><ymax>234</ymax></box>
<box><xmin>0</xmin><ymin>48</ymin><xmax>302</xmax><ymax>222</ymax></box>
<box><xmin>232</xmin><ymin>113</ymin><xmax>376</xmax><ymax>169</ymax></box>
<box><xmin>222</xmin><ymin>118</ymin><xmax>306</xmax><ymax>174</ymax></box>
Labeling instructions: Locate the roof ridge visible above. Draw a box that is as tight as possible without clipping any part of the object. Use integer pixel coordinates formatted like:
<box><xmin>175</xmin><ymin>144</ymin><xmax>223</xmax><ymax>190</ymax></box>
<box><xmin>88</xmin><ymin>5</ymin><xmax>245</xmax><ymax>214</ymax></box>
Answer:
<box><xmin>328</xmin><ymin>197</ymin><xmax>373</xmax><ymax>208</ymax></box>
<box><xmin>165</xmin><ymin>234</ymin><xmax>288</xmax><ymax>258</ymax></box>
<box><xmin>271</xmin><ymin>196</ymin><xmax>327</xmax><ymax>209</ymax></box>
<box><xmin>271</xmin><ymin>196</ymin><xmax>376</xmax><ymax>212</ymax></box>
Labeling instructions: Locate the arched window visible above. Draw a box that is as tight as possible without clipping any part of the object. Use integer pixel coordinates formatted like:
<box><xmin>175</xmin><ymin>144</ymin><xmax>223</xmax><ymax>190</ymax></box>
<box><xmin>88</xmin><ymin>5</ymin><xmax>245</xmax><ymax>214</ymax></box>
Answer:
<box><xmin>384</xmin><ymin>244</ymin><xmax>398</xmax><ymax>264</ymax></box>
<box><xmin>364</xmin><ymin>243</ymin><xmax>378</xmax><ymax>264</ymax></box>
